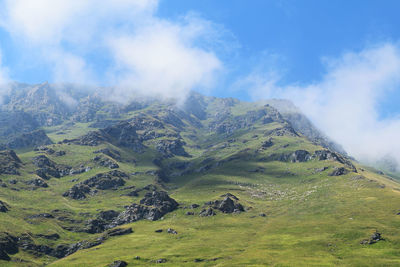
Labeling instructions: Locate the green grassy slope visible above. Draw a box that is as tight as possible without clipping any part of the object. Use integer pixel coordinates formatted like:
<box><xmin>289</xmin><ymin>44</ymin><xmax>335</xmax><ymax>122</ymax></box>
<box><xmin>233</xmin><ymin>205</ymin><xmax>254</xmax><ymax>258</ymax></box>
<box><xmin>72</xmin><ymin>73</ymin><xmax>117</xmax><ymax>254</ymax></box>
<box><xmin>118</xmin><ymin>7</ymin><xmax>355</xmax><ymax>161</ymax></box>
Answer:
<box><xmin>1</xmin><ymin>98</ymin><xmax>400</xmax><ymax>266</ymax></box>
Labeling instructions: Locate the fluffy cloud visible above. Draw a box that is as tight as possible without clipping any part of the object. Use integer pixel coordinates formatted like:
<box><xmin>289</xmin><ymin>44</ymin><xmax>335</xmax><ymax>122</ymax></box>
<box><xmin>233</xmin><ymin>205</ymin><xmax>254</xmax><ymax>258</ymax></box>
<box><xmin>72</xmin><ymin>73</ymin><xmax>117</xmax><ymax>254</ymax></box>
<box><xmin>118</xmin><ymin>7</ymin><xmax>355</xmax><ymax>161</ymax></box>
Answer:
<box><xmin>0</xmin><ymin>0</ymin><xmax>221</xmax><ymax>102</ymax></box>
<box><xmin>0</xmin><ymin>49</ymin><xmax>9</xmax><ymax>104</ymax></box>
<box><xmin>107</xmin><ymin>19</ymin><xmax>221</xmax><ymax>102</ymax></box>
<box><xmin>244</xmin><ymin>43</ymin><xmax>400</xmax><ymax>168</ymax></box>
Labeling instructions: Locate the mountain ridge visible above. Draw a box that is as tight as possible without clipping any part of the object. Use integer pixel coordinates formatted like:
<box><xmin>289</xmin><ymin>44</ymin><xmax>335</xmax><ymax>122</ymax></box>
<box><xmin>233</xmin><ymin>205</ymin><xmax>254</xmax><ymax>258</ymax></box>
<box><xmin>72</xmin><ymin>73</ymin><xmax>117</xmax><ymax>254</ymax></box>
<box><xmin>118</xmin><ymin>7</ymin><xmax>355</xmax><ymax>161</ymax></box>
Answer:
<box><xmin>0</xmin><ymin>82</ymin><xmax>399</xmax><ymax>266</ymax></box>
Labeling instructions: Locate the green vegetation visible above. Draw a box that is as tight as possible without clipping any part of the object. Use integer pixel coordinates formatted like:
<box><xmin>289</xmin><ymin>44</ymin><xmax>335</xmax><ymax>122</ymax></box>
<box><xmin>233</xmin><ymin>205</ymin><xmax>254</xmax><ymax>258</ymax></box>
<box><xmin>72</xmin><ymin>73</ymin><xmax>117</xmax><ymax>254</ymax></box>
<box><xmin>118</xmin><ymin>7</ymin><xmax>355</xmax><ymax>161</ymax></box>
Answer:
<box><xmin>1</xmin><ymin>92</ymin><xmax>400</xmax><ymax>266</ymax></box>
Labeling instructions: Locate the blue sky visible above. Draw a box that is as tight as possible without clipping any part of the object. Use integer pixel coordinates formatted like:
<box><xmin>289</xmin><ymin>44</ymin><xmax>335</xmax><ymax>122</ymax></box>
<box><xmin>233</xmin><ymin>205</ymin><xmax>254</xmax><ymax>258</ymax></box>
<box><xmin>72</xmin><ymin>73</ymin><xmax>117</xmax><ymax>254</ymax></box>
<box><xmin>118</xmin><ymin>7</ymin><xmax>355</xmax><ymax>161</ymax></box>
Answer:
<box><xmin>1</xmin><ymin>0</ymin><xmax>399</xmax><ymax>116</ymax></box>
<box><xmin>1</xmin><ymin>0</ymin><xmax>400</xmax><ymax>164</ymax></box>
<box><xmin>157</xmin><ymin>0</ymin><xmax>400</xmax><ymax>115</ymax></box>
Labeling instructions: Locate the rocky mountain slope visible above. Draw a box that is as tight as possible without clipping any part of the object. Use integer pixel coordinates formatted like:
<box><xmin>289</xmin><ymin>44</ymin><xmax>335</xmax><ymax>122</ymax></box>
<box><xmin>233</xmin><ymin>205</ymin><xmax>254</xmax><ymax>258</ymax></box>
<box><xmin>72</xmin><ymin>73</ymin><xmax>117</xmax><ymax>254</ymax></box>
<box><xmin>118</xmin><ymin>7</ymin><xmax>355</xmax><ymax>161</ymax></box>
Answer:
<box><xmin>0</xmin><ymin>83</ymin><xmax>400</xmax><ymax>266</ymax></box>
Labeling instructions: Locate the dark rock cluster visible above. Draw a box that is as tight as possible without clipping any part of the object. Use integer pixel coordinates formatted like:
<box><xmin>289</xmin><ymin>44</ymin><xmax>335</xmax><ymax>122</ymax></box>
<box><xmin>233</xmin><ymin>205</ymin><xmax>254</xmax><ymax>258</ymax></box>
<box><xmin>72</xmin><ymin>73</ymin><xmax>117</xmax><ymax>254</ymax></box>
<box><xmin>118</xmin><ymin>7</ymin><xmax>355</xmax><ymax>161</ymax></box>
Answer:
<box><xmin>26</xmin><ymin>178</ymin><xmax>48</xmax><ymax>188</ymax></box>
<box><xmin>93</xmin><ymin>155</ymin><xmax>119</xmax><ymax>169</ymax></box>
<box><xmin>155</xmin><ymin>139</ymin><xmax>189</xmax><ymax>158</ymax></box>
<box><xmin>329</xmin><ymin>167</ymin><xmax>349</xmax><ymax>176</ymax></box>
<box><xmin>63</xmin><ymin>170</ymin><xmax>128</xmax><ymax>199</ymax></box>
<box><xmin>6</xmin><ymin>130</ymin><xmax>53</xmax><ymax>150</ymax></box>
<box><xmin>200</xmin><ymin>194</ymin><xmax>245</xmax><ymax>216</ymax></box>
<box><xmin>94</xmin><ymin>148</ymin><xmax>121</xmax><ymax>161</ymax></box>
<box><xmin>33</xmin><ymin>155</ymin><xmax>71</xmax><ymax>179</ymax></box>
<box><xmin>0</xmin><ymin>150</ymin><xmax>22</xmax><ymax>175</ymax></box>
<box><xmin>0</xmin><ymin>201</ymin><xmax>10</xmax><ymax>212</ymax></box>
<box><xmin>360</xmin><ymin>231</ymin><xmax>384</xmax><ymax>245</ymax></box>
<box><xmin>109</xmin><ymin>190</ymin><xmax>178</xmax><ymax>227</ymax></box>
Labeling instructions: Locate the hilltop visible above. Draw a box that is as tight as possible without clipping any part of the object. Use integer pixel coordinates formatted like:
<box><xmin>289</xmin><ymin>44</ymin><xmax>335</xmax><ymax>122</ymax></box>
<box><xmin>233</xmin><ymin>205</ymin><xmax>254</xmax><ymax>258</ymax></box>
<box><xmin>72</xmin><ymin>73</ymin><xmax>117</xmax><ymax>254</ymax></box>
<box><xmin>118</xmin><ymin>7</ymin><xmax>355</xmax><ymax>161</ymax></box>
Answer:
<box><xmin>0</xmin><ymin>83</ymin><xmax>400</xmax><ymax>266</ymax></box>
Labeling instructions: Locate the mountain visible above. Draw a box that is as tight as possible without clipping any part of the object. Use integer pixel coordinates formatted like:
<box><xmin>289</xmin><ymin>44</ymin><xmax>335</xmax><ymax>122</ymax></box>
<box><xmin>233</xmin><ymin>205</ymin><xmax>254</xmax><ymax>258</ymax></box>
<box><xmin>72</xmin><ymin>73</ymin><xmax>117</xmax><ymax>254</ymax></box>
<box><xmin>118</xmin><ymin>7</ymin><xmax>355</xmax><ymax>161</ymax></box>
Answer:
<box><xmin>0</xmin><ymin>84</ymin><xmax>400</xmax><ymax>266</ymax></box>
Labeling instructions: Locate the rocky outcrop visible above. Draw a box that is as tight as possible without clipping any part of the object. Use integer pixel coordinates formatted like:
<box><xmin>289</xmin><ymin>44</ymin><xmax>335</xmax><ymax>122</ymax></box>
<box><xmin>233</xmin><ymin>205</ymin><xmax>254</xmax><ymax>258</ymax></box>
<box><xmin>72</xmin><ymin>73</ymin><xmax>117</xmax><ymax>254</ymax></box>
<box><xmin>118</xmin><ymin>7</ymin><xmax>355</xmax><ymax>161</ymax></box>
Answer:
<box><xmin>33</xmin><ymin>155</ymin><xmax>71</xmax><ymax>179</ymax></box>
<box><xmin>0</xmin><ymin>232</ymin><xmax>18</xmax><ymax>261</ymax></box>
<box><xmin>211</xmin><ymin>197</ymin><xmax>244</xmax><ymax>213</ymax></box>
<box><xmin>26</xmin><ymin>178</ymin><xmax>48</xmax><ymax>188</ymax></box>
<box><xmin>84</xmin><ymin>210</ymin><xmax>120</xmax><ymax>234</ymax></box>
<box><xmin>109</xmin><ymin>190</ymin><xmax>178</xmax><ymax>227</ymax></box>
<box><xmin>93</xmin><ymin>155</ymin><xmax>119</xmax><ymax>169</ymax></box>
<box><xmin>0</xmin><ymin>150</ymin><xmax>22</xmax><ymax>175</ymax></box>
<box><xmin>199</xmin><ymin>207</ymin><xmax>216</xmax><ymax>217</ymax></box>
<box><xmin>265</xmin><ymin>125</ymin><xmax>299</xmax><ymax>137</ymax></box>
<box><xmin>6</xmin><ymin>130</ymin><xmax>53</xmax><ymax>150</ymax></box>
<box><xmin>313</xmin><ymin>150</ymin><xmax>356</xmax><ymax>171</ymax></box>
<box><xmin>329</xmin><ymin>167</ymin><xmax>349</xmax><ymax>176</ymax></box>
<box><xmin>102</xmin><ymin>120</ymin><xmax>146</xmax><ymax>153</ymax></box>
<box><xmin>266</xmin><ymin>150</ymin><xmax>311</xmax><ymax>163</ymax></box>
<box><xmin>74</xmin><ymin>131</ymin><xmax>110</xmax><ymax>146</ymax></box>
<box><xmin>156</xmin><ymin>139</ymin><xmax>189</xmax><ymax>157</ymax></box>
<box><xmin>64</xmin><ymin>171</ymin><xmax>128</xmax><ymax>200</ymax></box>
<box><xmin>0</xmin><ymin>201</ymin><xmax>10</xmax><ymax>212</ymax></box>
<box><xmin>94</xmin><ymin>148</ymin><xmax>121</xmax><ymax>161</ymax></box>
<box><xmin>108</xmin><ymin>260</ymin><xmax>128</xmax><ymax>267</ymax></box>
<box><xmin>82</xmin><ymin>170</ymin><xmax>127</xmax><ymax>190</ymax></box>
<box><xmin>260</xmin><ymin>138</ymin><xmax>274</xmax><ymax>149</ymax></box>
<box><xmin>360</xmin><ymin>231</ymin><xmax>384</xmax><ymax>245</ymax></box>
<box><xmin>63</xmin><ymin>184</ymin><xmax>91</xmax><ymax>200</ymax></box>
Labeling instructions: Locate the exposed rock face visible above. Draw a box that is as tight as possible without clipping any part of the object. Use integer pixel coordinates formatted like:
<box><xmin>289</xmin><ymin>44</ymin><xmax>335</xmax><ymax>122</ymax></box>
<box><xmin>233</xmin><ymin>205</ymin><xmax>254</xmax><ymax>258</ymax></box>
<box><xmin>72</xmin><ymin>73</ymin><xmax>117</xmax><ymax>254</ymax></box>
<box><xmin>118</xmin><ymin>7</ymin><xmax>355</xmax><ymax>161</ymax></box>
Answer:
<box><xmin>260</xmin><ymin>138</ymin><xmax>274</xmax><ymax>149</ymax></box>
<box><xmin>265</xmin><ymin>125</ymin><xmax>299</xmax><ymax>137</ymax></box>
<box><xmin>329</xmin><ymin>167</ymin><xmax>349</xmax><ymax>176</ymax></box>
<box><xmin>290</xmin><ymin>150</ymin><xmax>311</xmax><ymax>162</ymax></box>
<box><xmin>361</xmin><ymin>231</ymin><xmax>384</xmax><ymax>245</ymax></box>
<box><xmin>93</xmin><ymin>155</ymin><xmax>119</xmax><ymax>169</ymax></box>
<box><xmin>267</xmin><ymin>150</ymin><xmax>311</xmax><ymax>163</ymax></box>
<box><xmin>155</xmin><ymin>139</ymin><xmax>189</xmax><ymax>157</ymax></box>
<box><xmin>313</xmin><ymin>150</ymin><xmax>356</xmax><ymax>171</ymax></box>
<box><xmin>104</xmin><ymin>227</ymin><xmax>133</xmax><ymax>237</ymax></box>
<box><xmin>109</xmin><ymin>260</ymin><xmax>128</xmax><ymax>267</ymax></box>
<box><xmin>140</xmin><ymin>191</ymin><xmax>179</xmax><ymax>212</ymax></box>
<box><xmin>74</xmin><ymin>131</ymin><xmax>110</xmax><ymax>146</ymax></box>
<box><xmin>33</xmin><ymin>155</ymin><xmax>71</xmax><ymax>179</ymax></box>
<box><xmin>109</xmin><ymin>191</ymin><xmax>178</xmax><ymax>227</ymax></box>
<box><xmin>0</xmin><ymin>111</ymin><xmax>39</xmax><ymax>144</ymax></box>
<box><xmin>82</xmin><ymin>170</ymin><xmax>127</xmax><ymax>190</ymax></box>
<box><xmin>0</xmin><ymin>150</ymin><xmax>22</xmax><ymax>175</ymax></box>
<box><xmin>69</xmin><ymin>166</ymin><xmax>91</xmax><ymax>175</ymax></box>
<box><xmin>6</xmin><ymin>130</ymin><xmax>53</xmax><ymax>150</ymax></box>
<box><xmin>0</xmin><ymin>201</ymin><xmax>10</xmax><ymax>212</ymax></box>
<box><xmin>102</xmin><ymin>120</ymin><xmax>146</xmax><ymax>153</ymax></box>
<box><xmin>26</xmin><ymin>178</ymin><xmax>48</xmax><ymax>188</ymax></box>
<box><xmin>94</xmin><ymin>148</ymin><xmax>121</xmax><ymax>161</ymax></box>
<box><xmin>264</xmin><ymin>149</ymin><xmax>356</xmax><ymax>173</ymax></box>
<box><xmin>0</xmin><ymin>232</ymin><xmax>18</xmax><ymax>261</ymax></box>
<box><xmin>62</xmin><ymin>184</ymin><xmax>91</xmax><ymax>200</ymax></box>
<box><xmin>64</xmin><ymin>171</ymin><xmax>128</xmax><ymax>199</ymax></box>
<box><xmin>84</xmin><ymin>210</ymin><xmax>120</xmax><ymax>234</ymax></box>
<box><xmin>199</xmin><ymin>207</ymin><xmax>216</xmax><ymax>217</ymax></box>
<box><xmin>212</xmin><ymin>197</ymin><xmax>244</xmax><ymax>213</ymax></box>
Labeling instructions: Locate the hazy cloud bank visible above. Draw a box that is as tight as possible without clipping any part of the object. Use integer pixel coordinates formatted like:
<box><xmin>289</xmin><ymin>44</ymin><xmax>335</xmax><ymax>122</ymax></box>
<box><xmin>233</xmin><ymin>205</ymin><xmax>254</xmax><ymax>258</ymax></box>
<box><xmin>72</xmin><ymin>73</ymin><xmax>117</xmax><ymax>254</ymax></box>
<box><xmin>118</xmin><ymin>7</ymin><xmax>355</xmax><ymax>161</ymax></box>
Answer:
<box><xmin>242</xmin><ymin>43</ymin><xmax>400</xmax><ymax>169</ymax></box>
<box><xmin>0</xmin><ymin>0</ymin><xmax>222</xmax><ymax>103</ymax></box>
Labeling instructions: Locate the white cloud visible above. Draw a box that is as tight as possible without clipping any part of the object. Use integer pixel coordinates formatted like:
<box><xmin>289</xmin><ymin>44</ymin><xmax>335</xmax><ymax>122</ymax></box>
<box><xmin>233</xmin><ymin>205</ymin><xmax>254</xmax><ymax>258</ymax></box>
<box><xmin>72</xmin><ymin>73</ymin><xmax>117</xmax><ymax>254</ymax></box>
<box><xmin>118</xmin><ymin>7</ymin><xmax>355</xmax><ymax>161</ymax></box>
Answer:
<box><xmin>0</xmin><ymin>0</ymin><xmax>222</xmax><ymax>102</ymax></box>
<box><xmin>0</xmin><ymin>49</ymin><xmax>10</xmax><ymax>104</ymax></box>
<box><xmin>106</xmin><ymin>18</ymin><xmax>221</xmax><ymax>102</ymax></box>
<box><xmin>244</xmin><ymin>43</ymin><xmax>400</xmax><ymax>169</ymax></box>
<box><xmin>0</xmin><ymin>50</ymin><xmax>8</xmax><ymax>84</ymax></box>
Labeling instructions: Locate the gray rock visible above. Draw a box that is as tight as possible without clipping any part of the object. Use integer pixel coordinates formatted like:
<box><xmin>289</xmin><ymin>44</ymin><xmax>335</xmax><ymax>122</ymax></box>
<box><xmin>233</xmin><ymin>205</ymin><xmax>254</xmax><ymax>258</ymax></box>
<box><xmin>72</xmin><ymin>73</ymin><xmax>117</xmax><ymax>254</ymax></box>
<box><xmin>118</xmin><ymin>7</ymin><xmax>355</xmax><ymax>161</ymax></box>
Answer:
<box><xmin>108</xmin><ymin>260</ymin><xmax>128</xmax><ymax>267</ymax></box>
